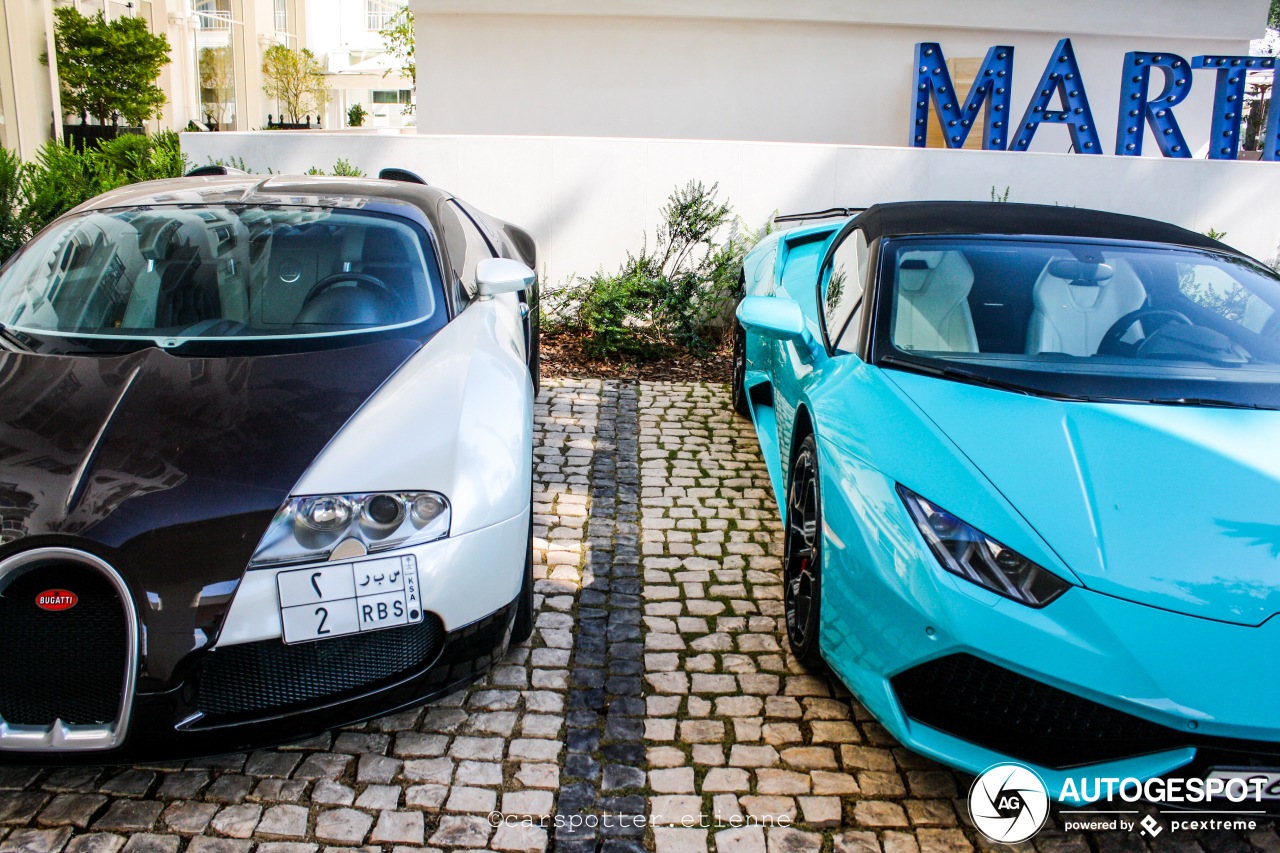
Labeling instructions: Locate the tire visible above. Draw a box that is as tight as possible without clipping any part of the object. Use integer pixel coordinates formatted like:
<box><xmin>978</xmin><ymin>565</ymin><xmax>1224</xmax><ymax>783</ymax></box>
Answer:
<box><xmin>510</xmin><ymin>513</ymin><xmax>535</xmax><ymax>644</ymax></box>
<box><xmin>784</xmin><ymin>434</ymin><xmax>826</xmax><ymax>670</ymax></box>
<box><xmin>731</xmin><ymin>320</ymin><xmax>751</xmax><ymax>418</ymax></box>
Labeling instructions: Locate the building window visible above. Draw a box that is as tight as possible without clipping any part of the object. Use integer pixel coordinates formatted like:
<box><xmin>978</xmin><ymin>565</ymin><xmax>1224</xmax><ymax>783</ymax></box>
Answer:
<box><xmin>372</xmin><ymin>90</ymin><xmax>412</xmax><ymax>105</ymax></box>
<box><xmin>194</xmin><ymin>0</ymin><xmax>232</xmax><ymax>30</ymax></box>
<box><xmin>274</xmin><ymin>0</ymin><xmax>288</xmax><ymax>32</ymax></box>
<box><xmin>365</xmin><ymin>0</ymin><xmax>399</xmax><ymax>31</ymax></box>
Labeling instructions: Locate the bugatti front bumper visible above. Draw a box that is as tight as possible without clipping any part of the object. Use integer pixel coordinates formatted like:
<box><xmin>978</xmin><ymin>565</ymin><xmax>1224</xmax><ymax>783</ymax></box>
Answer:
<box><xmin>0</xmin><ymin>510</ymin><xmax>528</xmax><ymax>764</ymax></box>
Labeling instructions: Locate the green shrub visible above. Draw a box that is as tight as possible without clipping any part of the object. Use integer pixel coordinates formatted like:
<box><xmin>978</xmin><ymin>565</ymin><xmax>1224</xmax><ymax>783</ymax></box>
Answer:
<box><xmin>331</xmin><ymin>158</ymin><xmax>365</xmax><ymax>177</ymax></box>
<box><xmin>0</xmin><ymin>132</ymin><xmax>191</xmax><ymax>265</ymax></box>
<box><xmin>545</xmin><ymin>180</ymin><xmax>756</xmax><ymax>361</ymax></box>
<box><xmin>305</xmin><ymin>159</ymin><xmax>367</xmax><ymax>177</ymax></box>
<box><xmin>0</xmin><ymin>149</ymin><xmax>27</xmax><ymax>262</ymax></box>
<box><xmin>347</xmin><ymin>103</ymin><xmax>368</xmax><ymax>128</ymax></box>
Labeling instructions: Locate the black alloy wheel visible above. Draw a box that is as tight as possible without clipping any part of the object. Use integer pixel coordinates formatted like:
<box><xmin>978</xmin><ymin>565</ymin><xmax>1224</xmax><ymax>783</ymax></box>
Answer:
<box><xmin>784</xmin><ymin>434</ymin><xmax>825</xmax><ymax>669</ymax></box>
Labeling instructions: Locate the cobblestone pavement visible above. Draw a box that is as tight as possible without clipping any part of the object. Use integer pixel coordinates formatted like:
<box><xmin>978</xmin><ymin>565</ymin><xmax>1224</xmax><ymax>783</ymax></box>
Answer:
<box><xmin>0</xmin><ymin>379</ymin><xmax>1278</xmax><ymax>853</ymax></box>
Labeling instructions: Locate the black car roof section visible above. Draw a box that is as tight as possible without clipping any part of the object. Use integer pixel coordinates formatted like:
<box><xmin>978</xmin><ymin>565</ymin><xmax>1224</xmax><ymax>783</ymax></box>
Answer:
<box><xmin>852</xmin><ymin>201</ymin><xmax>1229</xmax><ymax>253</ymax></box>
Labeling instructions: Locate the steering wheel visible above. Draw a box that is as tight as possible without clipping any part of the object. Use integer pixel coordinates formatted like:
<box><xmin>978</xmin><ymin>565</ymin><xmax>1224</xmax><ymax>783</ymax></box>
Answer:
<box><xmin>1096</xmin><ymin>307</ymin><xmax>1193</xmax><ymax>356</ymax></box>
<box><xmin>300</xmin><ymin>272</ymin><xmax>396</xmax><ymax>310</ymax></box>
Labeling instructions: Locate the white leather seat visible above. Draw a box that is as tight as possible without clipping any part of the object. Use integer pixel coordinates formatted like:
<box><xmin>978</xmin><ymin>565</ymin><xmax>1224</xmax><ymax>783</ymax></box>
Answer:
<box><xmin>893</xmin><ymin>250</ymin><xmax>978</xmax><ymax>352</ymax></box>
<box><xmin>1025</xmin><ymin>258</ymin><xmax>1147</xmax><ymax>356</ymax></box>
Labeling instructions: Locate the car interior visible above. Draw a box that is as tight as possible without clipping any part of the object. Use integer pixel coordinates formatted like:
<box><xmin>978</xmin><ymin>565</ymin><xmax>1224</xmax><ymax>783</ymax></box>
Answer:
<box><xmin>888</xmin><ymin>240</ymin><xmax>1280</xmax><ymax>368</ymax></box>
<box><xmin>1</xmin><ymin>207</ymin><xmax>438</xmax><ymax>338</ymax></box>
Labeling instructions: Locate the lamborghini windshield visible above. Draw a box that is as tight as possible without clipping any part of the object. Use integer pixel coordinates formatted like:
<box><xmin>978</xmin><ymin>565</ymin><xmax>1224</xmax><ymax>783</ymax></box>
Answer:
<box><xmin>876</xmin><ymin>236</ymin><xmax>1280</xmax><ymax>409</ymax></box>
<box><xmin>0</xmin><ymin>205</ymin><xmax>443</xmax><ymax>353</ymax></box>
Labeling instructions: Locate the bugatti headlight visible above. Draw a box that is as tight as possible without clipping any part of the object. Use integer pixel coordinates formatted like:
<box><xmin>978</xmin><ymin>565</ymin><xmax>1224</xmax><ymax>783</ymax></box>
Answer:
<box><xmin>249</xmin><ymin>491</ymin><xmax>451</xmax><ymax>568</ymax></box>
<box><xmin>897</xmin><ymin>485</ymin><xmax>1069</xmax><ymax>608</ymax></box>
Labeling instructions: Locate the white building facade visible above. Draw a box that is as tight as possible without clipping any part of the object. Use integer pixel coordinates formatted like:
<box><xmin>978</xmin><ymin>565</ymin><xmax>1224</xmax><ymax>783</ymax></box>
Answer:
<box><xmin>304</xmin><ymin>0</ymin><xmax>414</xmax><ymax>130</ymax></box>
<box><xmin>408</xmin><ymin>0</ymin><xmax>1269</xmax><ymax>154</ymax></box>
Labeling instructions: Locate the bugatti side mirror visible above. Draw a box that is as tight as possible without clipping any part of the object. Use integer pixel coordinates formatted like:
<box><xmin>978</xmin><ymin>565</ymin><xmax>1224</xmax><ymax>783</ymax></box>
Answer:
<box><xmin>476</xmin><ymin>258</ymin><xmax>535</xmax><ymax>299</ymax></box>
<box><xmin>185</xmin><ymin>165</ymin><xmax>247</xmax><ymax>177</ymax></box>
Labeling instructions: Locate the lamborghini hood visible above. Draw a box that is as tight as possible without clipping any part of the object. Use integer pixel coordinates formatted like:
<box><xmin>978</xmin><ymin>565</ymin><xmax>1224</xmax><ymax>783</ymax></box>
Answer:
<box><xmin>888</xmin><ymin>370</ymin><xmax>1280</xmax><ymax>626</ymax></box>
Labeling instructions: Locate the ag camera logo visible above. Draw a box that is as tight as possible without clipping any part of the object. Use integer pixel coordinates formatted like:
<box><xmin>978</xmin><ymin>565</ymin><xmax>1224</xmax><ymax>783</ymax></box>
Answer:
<box><xmin>969</xmin><ymin>763</ymin><xmax>1051</xmax><ymax>844</ymax></box>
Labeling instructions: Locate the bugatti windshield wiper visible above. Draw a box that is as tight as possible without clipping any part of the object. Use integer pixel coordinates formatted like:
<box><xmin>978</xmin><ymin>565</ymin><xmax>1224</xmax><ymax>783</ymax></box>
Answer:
<box><xmin>880</xmin><ymin>355</ymin><xmax>1090</xmax><ymax>402</ymax></box>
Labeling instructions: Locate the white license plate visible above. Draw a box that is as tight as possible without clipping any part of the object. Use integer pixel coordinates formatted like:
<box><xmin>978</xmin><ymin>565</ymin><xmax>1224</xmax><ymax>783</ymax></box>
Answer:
<box><xmin>1206</xmin><ymin>768</ymin><xmax>1280</xmax><ymax>800</ymax></box>
<box><xmin>276</xmin><ymin>554</ymin><xmax>422</xmax><ymax>644</ymax></box>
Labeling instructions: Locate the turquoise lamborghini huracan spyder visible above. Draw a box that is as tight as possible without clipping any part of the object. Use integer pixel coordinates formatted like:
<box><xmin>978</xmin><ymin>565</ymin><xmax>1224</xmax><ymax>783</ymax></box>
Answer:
<box><xmin>734</xmin><ymin>201</ymin><xmax>1280</xmax><ymax>800</ymax></box>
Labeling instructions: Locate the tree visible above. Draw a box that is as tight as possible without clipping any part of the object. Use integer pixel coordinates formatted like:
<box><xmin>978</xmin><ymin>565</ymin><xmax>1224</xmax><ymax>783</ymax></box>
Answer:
<box><xmin>1271</xmin><ymin>0</ymin><xmax>1280</xmax><ymax>29</ymax></box>
<box><xmin>261</xmin><ymin>44</ymin><xmax>327</xmax><ymax>124</ymax></box>
<box><xmin>46</xmin><ymin>7</ymin><xmax>171</xmax><ymax>126</ymax></box>
<box><xmin>379</xmin><ymin>6</ymin><xmax>416</xmax><ymax>114</ymax></box>
<box><xmin>199</xmin><ymin>46</ymin><xmax>235</xmax><ymax>127</ymax></box>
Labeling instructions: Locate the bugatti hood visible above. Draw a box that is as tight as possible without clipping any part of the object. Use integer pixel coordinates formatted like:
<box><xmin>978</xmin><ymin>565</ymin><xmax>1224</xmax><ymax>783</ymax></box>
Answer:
<box><xmin>0</xmin><ymin>342</ymin><xmax>418</xmax><ymax>683</ymax></box>
<box><xmin>888</xmin><ymin>370</ymin><xmax>1280</xmax><ymax>626</ymax></box>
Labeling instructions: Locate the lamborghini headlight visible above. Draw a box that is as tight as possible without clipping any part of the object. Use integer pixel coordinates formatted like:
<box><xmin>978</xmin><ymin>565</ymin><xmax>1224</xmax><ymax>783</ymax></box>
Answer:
<box><xmin>249</xmin><ymin>491</ymin><xmax>451</xmax><ymax>568</ymax></box>
<box><xmin>897</xmin><ymin>485</ymin><xmax>1069</xmax><ymax>608</ymax></box>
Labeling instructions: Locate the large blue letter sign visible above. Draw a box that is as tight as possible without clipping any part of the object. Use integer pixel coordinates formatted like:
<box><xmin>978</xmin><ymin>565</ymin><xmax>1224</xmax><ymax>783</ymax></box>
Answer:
<box><xmin>1266</xmin><ymin>85</ymin><xmax>1280</xmax><ymax>162</ymax></box>
<box><xmin>1116</xmin><ymin>53</ymin><xmax>1193</xmax><ymax>157</ymax></box>
<box><xmin>1193</xmin><ymin>55</ymin><xmax>1275</xmax><ymax>160</ymax></box>
<box><xmin>910</xmin><ymin>43</ymin><xmax>1015</xmax><ymax>150</ymax></box>
<box><xmin>1010</xmin><ymin>39</ymin><xmax>1101</xmax><ymax>153</ymax></box>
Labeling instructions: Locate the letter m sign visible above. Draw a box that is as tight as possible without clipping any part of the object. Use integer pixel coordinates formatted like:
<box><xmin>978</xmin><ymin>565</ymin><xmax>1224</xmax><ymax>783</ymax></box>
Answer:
<box><xmin>911</xmin><ymin>44</ymin><xmax>1015</xmax><ymax>150</ymax></box>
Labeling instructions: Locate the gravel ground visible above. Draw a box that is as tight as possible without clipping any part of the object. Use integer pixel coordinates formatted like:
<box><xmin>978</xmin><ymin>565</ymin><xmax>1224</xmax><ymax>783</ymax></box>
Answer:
<box><xmin>0</xmin><ymin>379</ymin><xmax>1275</xmax><ymax>853</ymax></box>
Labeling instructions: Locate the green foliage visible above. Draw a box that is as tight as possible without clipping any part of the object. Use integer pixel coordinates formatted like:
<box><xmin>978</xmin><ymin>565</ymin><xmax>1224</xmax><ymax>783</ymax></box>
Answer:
<box><xmin>545</xmin><ymin>181</ymin><xmax>758</xmax><ymax>361</ymax></box>
<box><xmin>347</xmin><ymin>103</ymin><xmax>368</xmax><ymax>128</ymax></box>
<box><xmin>0</xmin><ymin>150</ymin><xmax>26</xmax><ymax>263</ymax></box>
<box><xmin>331</xmin><ymin>158</ymin><xmax>364</xmax><ymax>177</ymax></box>
<box><xmin>206</xmin><ymin>155</ymin><xmax>265</xmax><ymax>173</ymax></box>
<box><xmin>990</xmin><ymin>186</ymin><xmax>1011</xmax><ymax>203</ymax></box>
<box><xmin>379</xmin><ymin>7</ymin><xmax>416</xmax><ymax>114</ymax></box>
<box><xmin>262</xmin><ymin>45</ymin><xmax>328</xmax><ymax>124</ymax></box>
<box><xmin>1204</xmin><ymin>227</ymin><xmax>1228</xmax><ymax>242</ymax></box>
<box><xmin>304</xmin><ymin>159</ymin><xmax>367</xmax><ymax>177</ymax></box>
<box><xmin>47</xmin><ymin>7</ymin><xmax>171</xmax><ymax>125</ymax></box>
<box><xmin>1271</xmin><ymin>0</ymin><xmax>1279</xmax><ymax>29</ymax></box>
<box><xmin>0</xmin><ymin>134</ymin><xmax>190</xmax><ymax>265</ymax></box>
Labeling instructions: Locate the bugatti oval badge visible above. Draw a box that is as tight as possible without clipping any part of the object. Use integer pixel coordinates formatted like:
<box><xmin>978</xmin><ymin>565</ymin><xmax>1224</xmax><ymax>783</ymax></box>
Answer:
<box><xmin>35</xmin><ymin>590</ymin><xmax>77</xmax><ymax>611</ymax></box>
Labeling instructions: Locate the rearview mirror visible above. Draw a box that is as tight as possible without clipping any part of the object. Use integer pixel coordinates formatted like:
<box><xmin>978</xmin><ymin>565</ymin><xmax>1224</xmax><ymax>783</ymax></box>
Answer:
<box><xmin>476</xmin><ymin>258</ymin><xmax>535</xmax><ymax>298</ymax></box>
<box><xmin>737</xmin><ymin>296</ymin><xmax>809</xmax><ymax>343</ymax></box>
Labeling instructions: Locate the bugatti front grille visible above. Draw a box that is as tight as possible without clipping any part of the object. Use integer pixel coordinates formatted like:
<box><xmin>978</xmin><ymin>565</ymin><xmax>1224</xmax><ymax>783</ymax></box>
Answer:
<box><xmin>0</xmin><ymin>564</ymin><xmax>128</xmax><ymax>726</ymax></box>
<box><xmin>196</xmin><ymin>615</ymin><xmax>446</xmax><ymax>719</ymax></box>
<box><xmin>891</xmin><ymin>653</ymin><xmax>1184</xmax><ymax>769</ymax></box>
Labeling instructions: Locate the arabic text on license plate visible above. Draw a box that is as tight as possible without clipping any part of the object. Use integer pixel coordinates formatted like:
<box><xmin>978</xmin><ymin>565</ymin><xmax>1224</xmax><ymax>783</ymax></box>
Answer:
<box><xmin>276</xmin><ymin>554</ymin><xmax>423</xmax><ymax>644</ymax></box>
<box><xmin>1205</xmin><ymin>769</ymin><xmax>1280</xmax><ymax>800</ymax></box>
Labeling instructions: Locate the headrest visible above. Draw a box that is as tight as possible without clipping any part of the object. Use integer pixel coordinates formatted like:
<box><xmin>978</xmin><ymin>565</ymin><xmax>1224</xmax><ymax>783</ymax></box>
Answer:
<box><xmin>1046</xmin><ymin>258</ymin><xmax>1114</xmax><ymax>287</ymax></box>
<box><xmin>898</xmin><ymin>250</ymin><xmax>973</xmax><ymax>296</ymax></box>
<box><xmin>898</xmin><ymin>251</ymin><xmax>943</xmax><ymax>293</ymax></box>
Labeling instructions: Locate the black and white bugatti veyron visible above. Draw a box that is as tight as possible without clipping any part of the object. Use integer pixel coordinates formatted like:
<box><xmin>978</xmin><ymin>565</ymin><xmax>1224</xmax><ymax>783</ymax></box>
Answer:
<box><xmin>0</xmin><ymin>168</ymin><xmax>538</xmax><ymax>761</ymax></box>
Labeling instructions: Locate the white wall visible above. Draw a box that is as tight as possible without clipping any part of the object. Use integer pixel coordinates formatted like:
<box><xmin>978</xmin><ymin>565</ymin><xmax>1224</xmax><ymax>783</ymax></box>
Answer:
<box><xmin>408</xmin><ymin>0</ymin><xmax>1268</xmax><ymax>154</ymax></box>
<box><xmin>182</xmin><ymin>131</ymin><xmax>1280</xmax><ymax>285</ymax></box>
